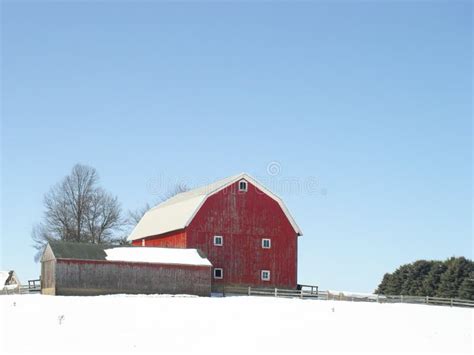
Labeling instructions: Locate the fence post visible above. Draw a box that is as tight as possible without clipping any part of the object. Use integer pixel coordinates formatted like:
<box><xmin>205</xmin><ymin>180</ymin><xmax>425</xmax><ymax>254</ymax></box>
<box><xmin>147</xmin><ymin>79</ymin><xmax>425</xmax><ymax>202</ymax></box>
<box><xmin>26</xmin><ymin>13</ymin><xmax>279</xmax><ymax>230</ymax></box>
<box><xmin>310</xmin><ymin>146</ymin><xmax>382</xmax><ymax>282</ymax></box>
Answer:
<box><xmin>401</xmin><ymin>295</ymin><xmax>404</xmax><ymax>303</ymax></box>
<box><xmin>450</xmin><ymin>299</ymin><xmax>453</xmax><ymax>307</ymax></box>
<box><xmin>425</xmin><ymin>296</ymin><xmax>428</xmax><ymax>304</ymax></box>
<box><xmin>300</xmin><ymin>289</ymin><xmax>303</xmax><ymax>299</ymax></box>
<box><xmin>248</xmin><ymin>286</ymin><xmax>251</xmax><ymax>296</ymax></box>
<box><xmin>376</xmin><ymin>294</ymin><xmax>379</xmax><ymax>303</ymax></box>
<box><xmin>275</xmin><ymin>288</ymin><xmax>278</xmax><ymax>297</ymax></box>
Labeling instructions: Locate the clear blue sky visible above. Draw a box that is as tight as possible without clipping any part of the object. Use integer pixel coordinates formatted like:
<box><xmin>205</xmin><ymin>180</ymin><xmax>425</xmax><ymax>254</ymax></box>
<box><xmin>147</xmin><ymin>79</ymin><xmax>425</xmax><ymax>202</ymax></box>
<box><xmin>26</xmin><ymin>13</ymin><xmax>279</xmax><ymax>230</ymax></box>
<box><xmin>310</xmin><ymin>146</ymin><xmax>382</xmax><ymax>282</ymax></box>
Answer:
<box><xmin>1</xmin><ymin>1</ymin><xmax>472</xmax><ymax>292</ymax></box>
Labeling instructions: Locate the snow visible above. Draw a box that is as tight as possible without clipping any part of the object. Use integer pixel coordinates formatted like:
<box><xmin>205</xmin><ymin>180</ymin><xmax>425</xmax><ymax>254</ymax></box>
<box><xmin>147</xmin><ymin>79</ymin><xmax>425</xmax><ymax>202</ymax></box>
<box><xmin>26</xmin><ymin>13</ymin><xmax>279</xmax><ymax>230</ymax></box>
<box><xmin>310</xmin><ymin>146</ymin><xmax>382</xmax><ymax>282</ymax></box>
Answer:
<box><xmin>328</xmin><ymin>290</ymin><xmax>380</xmax><ymax>299</ymax></box>
<box><xmin>104</xmin><ymin>247</ymin><xmax>212</xmax><ymax>266</ymax></box>
<box><xmin>0</xmin><ymin>272</ymin><xmax>9</xmax><ymax>286</ymax></box>
<box><xmin>0</xmin><ymin>294</ymin><xmax>471</xmax><ymax>355</ymax></box>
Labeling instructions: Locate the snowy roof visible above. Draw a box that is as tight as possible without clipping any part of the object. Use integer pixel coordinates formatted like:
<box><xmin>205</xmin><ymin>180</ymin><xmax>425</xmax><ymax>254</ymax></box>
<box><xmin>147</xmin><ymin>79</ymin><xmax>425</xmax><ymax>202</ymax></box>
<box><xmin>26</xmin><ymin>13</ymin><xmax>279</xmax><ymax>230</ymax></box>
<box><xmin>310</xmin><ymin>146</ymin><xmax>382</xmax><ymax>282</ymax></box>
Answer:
<box><xmin>128</xmin><ymin>173</ymin><xmax>302</xmax><ymax>241</ymax></box>
<box><xmin>104</xmin><ymin>247</ymin><xmax>212</xmax><ymax>266</ymax></box>
<box><xmin>0</xmin><ymin>271</ymin><xmax>10</xmax><ymax>286</ymax></box>
<box><xmin>0</xmin><ymin>270</ymin><xmax>19</xmax><ymax>287</ymax></box>
<box><xmin>46</xmin><ymin>241</ymin><xmax>211</xmax><ymax>267</ymax></box>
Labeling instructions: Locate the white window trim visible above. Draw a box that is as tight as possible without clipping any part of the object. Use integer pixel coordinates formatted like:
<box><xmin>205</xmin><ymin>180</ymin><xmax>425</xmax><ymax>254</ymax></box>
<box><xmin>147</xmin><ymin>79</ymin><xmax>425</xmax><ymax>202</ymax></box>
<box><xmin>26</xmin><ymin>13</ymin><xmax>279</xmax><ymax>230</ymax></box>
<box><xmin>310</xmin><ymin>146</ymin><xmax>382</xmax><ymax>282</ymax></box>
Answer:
<box><xmin>214</xmin><ymin>268</ymin><xmax>223</xmax><ymax>279</ymax></box>
<box><xmin>262</xmin><ymin>238</ymin><xmax>271</xmax><ymax>249</ymax></box>
<box><xmin>261</xmin><ymin>270</ymin><xmax>271</xmax><ymax>281</ymax></box>
<box><xmin>213</xmin><ymin>235</ymin><xmax>223</xmax><ymax>246</ymax></box>
<box><xmin>238</xmin><ymin>179</ymin><xmax>248</xmax><ymax>192</ymax></box>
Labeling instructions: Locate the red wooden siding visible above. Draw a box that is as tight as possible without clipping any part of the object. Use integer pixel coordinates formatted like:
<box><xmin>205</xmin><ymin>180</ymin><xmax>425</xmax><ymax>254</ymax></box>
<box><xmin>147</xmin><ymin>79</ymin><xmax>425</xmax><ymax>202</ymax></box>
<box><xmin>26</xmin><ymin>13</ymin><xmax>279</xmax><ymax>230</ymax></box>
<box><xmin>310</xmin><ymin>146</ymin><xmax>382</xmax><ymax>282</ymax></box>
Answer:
<box><xmin>186</xmin><ymin>181</ymin><xmax>298</xmax><ymax>289</ymax></box>
<box><xmin>131</xmin><ymin>229</ymin><xmax>187</xmax><ymax>248</ymax></box>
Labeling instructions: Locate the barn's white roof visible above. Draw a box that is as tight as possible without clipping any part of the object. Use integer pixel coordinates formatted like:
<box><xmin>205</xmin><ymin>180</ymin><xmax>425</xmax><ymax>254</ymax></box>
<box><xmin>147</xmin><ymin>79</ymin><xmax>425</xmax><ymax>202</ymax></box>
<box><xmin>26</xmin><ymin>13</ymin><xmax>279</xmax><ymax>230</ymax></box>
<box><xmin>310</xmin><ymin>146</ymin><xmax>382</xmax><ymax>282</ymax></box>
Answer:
<box><xmin>104</xmin><ymin>247</ymin><xmax>212</xmax><ymax>266</ymax></box>
<box><xmin>128</xmin><ymin>173</ymin><xmax>302</xmax><ymax>241</ymax></box>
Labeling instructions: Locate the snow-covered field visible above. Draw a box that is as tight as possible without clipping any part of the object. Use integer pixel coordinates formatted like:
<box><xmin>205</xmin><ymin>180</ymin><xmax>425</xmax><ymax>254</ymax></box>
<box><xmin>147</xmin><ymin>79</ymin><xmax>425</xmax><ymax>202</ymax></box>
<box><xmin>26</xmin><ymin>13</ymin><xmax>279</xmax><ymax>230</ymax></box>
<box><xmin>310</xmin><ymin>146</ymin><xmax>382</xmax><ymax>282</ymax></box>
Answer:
<box><xmin>0</xmin><ymin>294</ymin><xmax>472</xmax><ymax>355</ymax></box>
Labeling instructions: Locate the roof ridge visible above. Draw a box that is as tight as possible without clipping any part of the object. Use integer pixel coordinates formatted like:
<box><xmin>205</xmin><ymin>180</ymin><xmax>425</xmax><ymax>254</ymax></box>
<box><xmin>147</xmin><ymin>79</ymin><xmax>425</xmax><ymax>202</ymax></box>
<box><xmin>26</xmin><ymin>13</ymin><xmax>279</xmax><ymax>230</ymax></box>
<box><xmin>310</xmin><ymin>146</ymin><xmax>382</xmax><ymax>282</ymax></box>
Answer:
<box><xmin>151</xmin><ymin>172</ymin><xmax>246</xmax><ymax>210</ymax></box>
<box><xmin>128</xmin><ymin>172</ymin><xmax>302</xmax><ymax>241</ymax></box>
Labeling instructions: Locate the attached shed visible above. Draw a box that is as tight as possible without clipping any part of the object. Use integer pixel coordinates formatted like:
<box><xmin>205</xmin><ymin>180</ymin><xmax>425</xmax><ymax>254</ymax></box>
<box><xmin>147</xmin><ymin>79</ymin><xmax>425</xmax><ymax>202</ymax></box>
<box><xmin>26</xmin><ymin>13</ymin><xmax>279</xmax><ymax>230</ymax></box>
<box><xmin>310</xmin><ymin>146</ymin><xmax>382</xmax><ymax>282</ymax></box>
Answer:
<box><xmin>41</xmin><ymin>241</ymin><xmax>212</xmax><ymax>296</ymax></box>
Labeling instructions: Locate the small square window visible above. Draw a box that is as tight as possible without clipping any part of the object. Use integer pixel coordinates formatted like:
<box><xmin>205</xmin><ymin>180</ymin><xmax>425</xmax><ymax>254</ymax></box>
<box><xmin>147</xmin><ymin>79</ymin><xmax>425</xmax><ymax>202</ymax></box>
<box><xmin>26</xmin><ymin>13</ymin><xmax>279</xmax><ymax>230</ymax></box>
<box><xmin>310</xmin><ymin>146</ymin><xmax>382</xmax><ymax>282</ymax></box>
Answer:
<box><xmin>214</xmin><ymin>268</ymin><xmax>223</xmax><ymax>279</ymax></box>
<box><xmin>262</xmin><ymin>238</ymin><xmax>271</xmax><ymax>249</ymax></box>
<box><xmin>261</xmin><ymin>270</ymin><xmax>270</xmax><ymax>281</ymax></box>
<box><xmin>238</xmin><ymin>180</ymin><xmax>248</xmax><ymax>192</ymax></box>
<box><xmin>214</xmin><ymin>235</ymin><xmax>223</xmax><ymax>246</ymax></box>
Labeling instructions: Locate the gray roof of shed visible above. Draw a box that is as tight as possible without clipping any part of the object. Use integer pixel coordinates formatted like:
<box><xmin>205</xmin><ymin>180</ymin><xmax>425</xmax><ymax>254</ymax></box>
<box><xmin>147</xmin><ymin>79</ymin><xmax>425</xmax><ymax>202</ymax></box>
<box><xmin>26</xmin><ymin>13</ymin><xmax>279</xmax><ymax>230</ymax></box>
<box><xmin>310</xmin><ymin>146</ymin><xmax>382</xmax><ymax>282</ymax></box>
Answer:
<box><xmin>48</xmin><ymin>241</ymin><xmax>109</xmax><ymax>260</ymax></box>
<box><xmin>45</xmin><ymin>241</ymin><xmax>212</xmax><ymax>266</ymax></box>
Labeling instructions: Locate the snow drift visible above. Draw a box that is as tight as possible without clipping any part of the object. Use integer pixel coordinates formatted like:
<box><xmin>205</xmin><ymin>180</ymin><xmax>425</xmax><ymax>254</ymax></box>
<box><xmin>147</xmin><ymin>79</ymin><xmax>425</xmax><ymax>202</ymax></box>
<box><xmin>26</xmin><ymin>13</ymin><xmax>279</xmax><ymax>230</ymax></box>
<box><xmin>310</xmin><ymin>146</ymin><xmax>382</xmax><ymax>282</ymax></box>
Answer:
<box><xmin>0</xmin><ymin>294</ymin><xmax>471</xmax><ymax>354</ymax></box>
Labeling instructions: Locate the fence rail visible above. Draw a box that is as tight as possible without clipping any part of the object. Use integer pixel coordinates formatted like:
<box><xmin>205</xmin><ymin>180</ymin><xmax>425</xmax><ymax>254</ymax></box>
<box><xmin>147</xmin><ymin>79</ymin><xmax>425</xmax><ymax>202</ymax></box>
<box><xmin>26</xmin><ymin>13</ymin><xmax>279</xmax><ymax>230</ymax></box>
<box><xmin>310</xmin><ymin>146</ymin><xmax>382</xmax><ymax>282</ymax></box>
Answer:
<box><xmin>0</xmin><ymin>279</ymin><xmax>41</xmax><ymax>295</ymax></box>
<box><xmin>2</xmin><ymin>282</ymin><xmax>472</xmax><ymax>308</ymax></box>
<box><xmin>221</xmin><ymin>286</ymin><xmax>474</xmax><ymax>308</ymax></box>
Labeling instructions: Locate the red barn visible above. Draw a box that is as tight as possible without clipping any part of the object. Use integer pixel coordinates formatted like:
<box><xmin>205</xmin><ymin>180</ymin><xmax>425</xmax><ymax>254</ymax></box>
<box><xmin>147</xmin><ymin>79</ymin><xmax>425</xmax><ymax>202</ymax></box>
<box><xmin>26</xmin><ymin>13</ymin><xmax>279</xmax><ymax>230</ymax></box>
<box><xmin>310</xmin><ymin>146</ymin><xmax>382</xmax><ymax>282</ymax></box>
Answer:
<box><xmin>128</xmin><ymin>173</ymin><xmax>302</xmax><ymax>290</ymax></box>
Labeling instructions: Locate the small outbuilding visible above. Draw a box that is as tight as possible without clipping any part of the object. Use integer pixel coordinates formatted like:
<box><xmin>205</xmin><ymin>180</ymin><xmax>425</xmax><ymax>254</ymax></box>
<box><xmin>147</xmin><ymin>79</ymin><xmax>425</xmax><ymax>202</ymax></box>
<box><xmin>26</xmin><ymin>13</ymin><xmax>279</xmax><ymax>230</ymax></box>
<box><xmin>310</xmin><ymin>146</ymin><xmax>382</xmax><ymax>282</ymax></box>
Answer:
<box><xmin>41</xmin><ymin>241</ymin><xmax>212</xmax><ymax>296</ymax></box>
<box><xmin>0</xmin><ymin>270</ymin><xmax>21</xmax><ymax>294</ymax></box>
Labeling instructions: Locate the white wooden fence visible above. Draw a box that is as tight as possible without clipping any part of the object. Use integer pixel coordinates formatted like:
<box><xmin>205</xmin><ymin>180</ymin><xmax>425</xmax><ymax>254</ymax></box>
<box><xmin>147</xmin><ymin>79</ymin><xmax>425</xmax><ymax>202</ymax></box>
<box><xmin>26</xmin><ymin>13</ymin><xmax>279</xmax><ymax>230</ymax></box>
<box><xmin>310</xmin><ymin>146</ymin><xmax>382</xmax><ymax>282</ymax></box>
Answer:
<box><xmin>0</xmin><ymin>280</ymin><xmax>41</xmax><ymax>295</ymax></box>
<box><xmin>221</xmin><ymin>286</ymin><xmax>474</xmax><ymax>308</ymax></box>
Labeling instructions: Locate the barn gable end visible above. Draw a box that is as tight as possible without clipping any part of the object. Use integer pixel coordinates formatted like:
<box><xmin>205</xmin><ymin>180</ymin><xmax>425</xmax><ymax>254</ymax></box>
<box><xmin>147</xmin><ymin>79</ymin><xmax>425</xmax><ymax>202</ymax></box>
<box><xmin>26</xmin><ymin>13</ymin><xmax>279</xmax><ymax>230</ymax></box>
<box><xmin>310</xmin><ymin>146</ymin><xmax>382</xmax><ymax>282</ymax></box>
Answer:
<box><xmin>187</xmin><ymin>179</ymin><xmax>298</xmax><ymax>289</ymax></box>
<box><xmin>128</xmin><ymin>173</ymin><xmax>302</xmax><ymax>242</ymax></box>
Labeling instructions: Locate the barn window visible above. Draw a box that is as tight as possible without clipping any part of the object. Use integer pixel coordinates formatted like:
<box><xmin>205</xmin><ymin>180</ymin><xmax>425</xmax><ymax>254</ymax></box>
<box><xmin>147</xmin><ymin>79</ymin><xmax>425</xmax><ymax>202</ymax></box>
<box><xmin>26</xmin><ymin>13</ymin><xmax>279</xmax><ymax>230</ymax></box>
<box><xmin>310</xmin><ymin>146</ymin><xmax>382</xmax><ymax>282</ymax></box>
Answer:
<box><xmin>261</xmin><ymin>270</ymin><xmax>270</xmax><ymax>281</ymax></box>
<box><xmin>214</xmin><ymin>235</ymin><xmax>223</xmax><ymax>246</ymax></box>
<box><xmin>238</xmin><ymin>180</ymin><xmax>248</xmax><ymax>192</ymax></box>
<box><xmin>262</xmin><ymin>238</ymin><xmax>271</xmax><ymax>249</ymax></box>
<box><xmin>214</xmin><ymin>268</ymin><xmax>223</xmax><ymax>279</ymax></box>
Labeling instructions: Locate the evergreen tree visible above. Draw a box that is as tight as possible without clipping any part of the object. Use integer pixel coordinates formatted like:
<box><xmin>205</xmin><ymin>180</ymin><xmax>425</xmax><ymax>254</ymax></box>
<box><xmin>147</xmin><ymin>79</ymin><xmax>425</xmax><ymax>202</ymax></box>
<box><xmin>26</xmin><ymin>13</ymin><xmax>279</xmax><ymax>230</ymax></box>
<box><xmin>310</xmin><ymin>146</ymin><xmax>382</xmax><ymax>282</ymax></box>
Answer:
<box><xmin>375</xmin><ymin>257</ymin><xmax>473</xmax><ymax>298</ymax></box>
<box><xmin>400</xmin><ymin>260</ymin><xmax>433</xmax><ymax>296</ymax></box>
<box><xmin>375</xmin><ymin>273</ymin><xmax>392</xmax><ymax>294</ymax></box>
<box><xmin>375</xmin><ymin>265</ymin><xmax>410</xmax><ymax>295</ymax></box>
<box><xmin>437</xmin><ymin>257</ymin><xmax>473</xmax><ymax>298</ymax></box>
<box><xmin>421</xmin><ymin>261</ymin><xmax>447</xmax><ymax>296</ymax></box>
<box><xmin>458</xmin><ymin>272</ymin><xmax>474</xmax><ymax>300</ymax></box>
<box><xmin>398</xmin><ymin>264</ymin><xmax>415</xmax><ymax>295</ymax></box>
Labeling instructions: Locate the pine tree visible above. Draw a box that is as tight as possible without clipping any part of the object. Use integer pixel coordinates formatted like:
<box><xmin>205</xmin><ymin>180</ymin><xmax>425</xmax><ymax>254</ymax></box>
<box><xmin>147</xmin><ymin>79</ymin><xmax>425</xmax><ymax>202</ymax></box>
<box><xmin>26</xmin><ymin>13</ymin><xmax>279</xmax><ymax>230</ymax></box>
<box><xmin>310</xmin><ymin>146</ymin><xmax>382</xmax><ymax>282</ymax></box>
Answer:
<box><xmin>458</xmin><ymin>272</ymin><xmax>474</xmax><ymax>300</ymax></box>
<box><xmin>374</xmin><ymin>273</ymin><xmax>390</xmax><ymax>294</ymax></box>
<box><xmin>421</xmin><ymin>261</ymin><xmax>447</xmax><ymax>296</ymax></box>
<box><xmin>375</xmin><ymin>257</ymin><xmax>473</xmax><ymax>298</ymax></box>
<box><xmin>401</xmin><ymin>260</ymin><xmax>433</xmax><ymax>296</ymax></box>
<box><xmin>437</xmin><ymin>257</ymin><xmax>472</xmax><ymax>298</ymax></box>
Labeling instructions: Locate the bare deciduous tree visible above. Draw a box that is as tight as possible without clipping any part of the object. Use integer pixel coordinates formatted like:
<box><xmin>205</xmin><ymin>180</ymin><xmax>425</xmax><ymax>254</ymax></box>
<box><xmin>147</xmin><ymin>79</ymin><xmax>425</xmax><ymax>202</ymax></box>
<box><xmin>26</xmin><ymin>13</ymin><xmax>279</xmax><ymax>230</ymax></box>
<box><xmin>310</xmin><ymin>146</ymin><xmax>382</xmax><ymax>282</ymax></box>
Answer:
<box><xmin>124</xmin><ymin>183</ymin><xmax>190</xmax><ymax>234</ymax></box>
<box><xmin>159</xmin><ymin>183</ymin><xmax>189</xmax><ymax>202</ymax></box>
<box><xmin>85</xmin><ymin>189</ymin><xmax>122</xmax><ymax>244</ymax></box>
<box><xmin>32</xmin><ymin>164</ymin><xmax>124</xmax><ymax>261</ymax></box>
<box><xmin>126</xmin><ymin>202</ymin><xmax>153</xmax><ymax>226</ymax></box>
